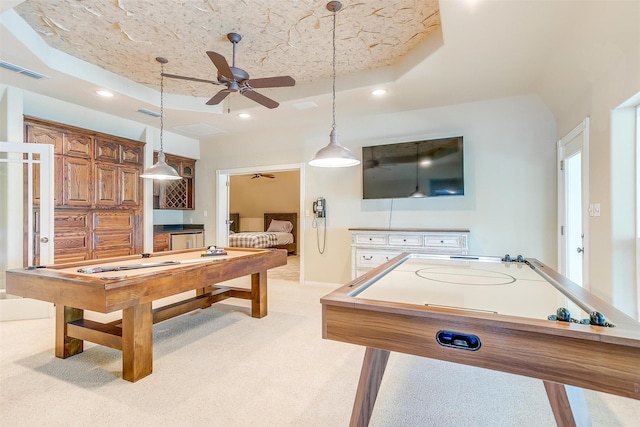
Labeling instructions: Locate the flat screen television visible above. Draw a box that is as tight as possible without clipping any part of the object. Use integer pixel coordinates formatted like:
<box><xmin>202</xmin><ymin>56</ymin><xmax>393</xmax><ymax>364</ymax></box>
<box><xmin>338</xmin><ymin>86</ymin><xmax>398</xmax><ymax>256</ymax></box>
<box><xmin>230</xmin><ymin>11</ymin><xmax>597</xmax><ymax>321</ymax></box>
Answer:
<box><xmin>362</xmin><ymin>136</ymin><xmax>464</xmax><ymax>199</ymax></box>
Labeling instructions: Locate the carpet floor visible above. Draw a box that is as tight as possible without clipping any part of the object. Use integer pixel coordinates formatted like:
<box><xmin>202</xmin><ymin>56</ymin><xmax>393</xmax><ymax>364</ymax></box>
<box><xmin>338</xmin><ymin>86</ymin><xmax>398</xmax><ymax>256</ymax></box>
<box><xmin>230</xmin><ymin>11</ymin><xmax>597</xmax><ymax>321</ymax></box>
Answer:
<box><xmin>1</xmin><ymin>277</ymin><xmax>639</xmax><ymax>426</ymax></box>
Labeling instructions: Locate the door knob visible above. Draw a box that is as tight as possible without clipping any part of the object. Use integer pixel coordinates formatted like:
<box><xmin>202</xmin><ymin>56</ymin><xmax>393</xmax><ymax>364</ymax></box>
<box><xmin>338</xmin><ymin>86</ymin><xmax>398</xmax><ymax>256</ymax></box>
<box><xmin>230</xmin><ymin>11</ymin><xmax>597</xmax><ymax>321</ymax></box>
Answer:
<box><xmin>40</xmin><ymin>237</ymin><xmax>49</xmax><ymax>243</ymax></box>
<box><xmin>577</xmin><ymin>247</ymin><xmax>584</xmax><ymax>253</ymax></box>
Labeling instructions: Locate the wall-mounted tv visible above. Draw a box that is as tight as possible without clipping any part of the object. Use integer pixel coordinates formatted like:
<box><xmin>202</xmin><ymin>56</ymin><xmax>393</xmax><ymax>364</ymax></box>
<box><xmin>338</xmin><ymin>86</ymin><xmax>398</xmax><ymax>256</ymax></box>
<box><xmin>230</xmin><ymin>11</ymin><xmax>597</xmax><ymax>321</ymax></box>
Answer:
<box><xmin>362</xmin><ymin>136</ymin><xmax>464</xmax><ymax>199</ymax></box>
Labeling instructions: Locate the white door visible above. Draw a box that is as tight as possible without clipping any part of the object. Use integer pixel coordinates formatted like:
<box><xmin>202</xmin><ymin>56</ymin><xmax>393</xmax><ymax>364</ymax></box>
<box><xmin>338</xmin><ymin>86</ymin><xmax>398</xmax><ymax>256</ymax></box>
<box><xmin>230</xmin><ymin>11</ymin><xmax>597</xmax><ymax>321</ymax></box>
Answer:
<box><xmin>215</xmin><ymin>171</ymin><xmax>230</xmax><ymax>247</ymax></box>
<box><xmin>1</xmin><ymin>142</ymin><xmax>54</xmax><ymax>320</ymax></box>
<box><xmin>557</xmin><ymin>119</ymin><xmax>589</xmax><ymax>288</ymax></box>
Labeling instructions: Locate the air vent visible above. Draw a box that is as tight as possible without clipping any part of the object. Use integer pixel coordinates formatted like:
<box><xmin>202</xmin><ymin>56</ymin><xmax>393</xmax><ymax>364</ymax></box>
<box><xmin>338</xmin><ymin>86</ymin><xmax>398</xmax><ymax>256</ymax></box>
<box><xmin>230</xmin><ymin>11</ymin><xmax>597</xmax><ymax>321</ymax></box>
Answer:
<box><xmin>0</xmin><ymin>60</ymin><xmax>48</xmax><ymax>79</ymax></box>
<box><xmin>137</xmin><ymin>108</ymin><xmax>161</xmax><ymax>118</ymax></box>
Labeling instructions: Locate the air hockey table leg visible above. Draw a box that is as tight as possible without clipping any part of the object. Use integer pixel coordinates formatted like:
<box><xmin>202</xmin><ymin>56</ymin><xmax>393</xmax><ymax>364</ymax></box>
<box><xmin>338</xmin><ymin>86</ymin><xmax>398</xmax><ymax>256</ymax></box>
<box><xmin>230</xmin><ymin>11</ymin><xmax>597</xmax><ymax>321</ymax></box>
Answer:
<box><xmin>543</xmin><ymin>381</ymin><xmax>592</xmax><ymax>427</ymax></box>
<box><xmin>349</xmin><ymin>347</ymin><xmax>391</xmax><ymax>427</ymax></box>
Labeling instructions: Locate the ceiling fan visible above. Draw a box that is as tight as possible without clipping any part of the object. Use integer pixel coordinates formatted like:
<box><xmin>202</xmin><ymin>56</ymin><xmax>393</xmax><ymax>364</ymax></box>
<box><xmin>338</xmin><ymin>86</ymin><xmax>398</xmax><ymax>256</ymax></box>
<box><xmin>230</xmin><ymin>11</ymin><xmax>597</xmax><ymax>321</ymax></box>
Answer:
<box><xmin>162</xmin><ymin>33</ymin><xmax>295</xmax><ymax>109</ymax></box>
<box><xmin>251</xmin><ymin>173</ymin><xmax>275</xmax><ymax>179</ymax></box>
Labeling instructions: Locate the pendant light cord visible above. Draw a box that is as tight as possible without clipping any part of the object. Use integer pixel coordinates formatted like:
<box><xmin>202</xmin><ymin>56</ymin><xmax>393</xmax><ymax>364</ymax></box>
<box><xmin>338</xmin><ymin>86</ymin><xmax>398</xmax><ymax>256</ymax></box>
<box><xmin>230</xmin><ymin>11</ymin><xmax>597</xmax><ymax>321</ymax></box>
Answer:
<box><xmin>160</xmin><ymin>61</ymin><xmax>165</xmax><ymax>153</ymax></box>
<box><xmin>331</xmin><ymin>6</ymin><xmax>337</xmax><ymax>132</ymax></box>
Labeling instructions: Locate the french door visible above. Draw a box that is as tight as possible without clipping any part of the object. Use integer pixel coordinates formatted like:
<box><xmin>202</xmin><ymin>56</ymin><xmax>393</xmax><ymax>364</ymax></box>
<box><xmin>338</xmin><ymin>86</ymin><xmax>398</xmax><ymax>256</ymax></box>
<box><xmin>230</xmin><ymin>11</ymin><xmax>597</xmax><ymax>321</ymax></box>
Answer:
<box><xmin>0</xmin><ymin>142</ymin><xmax>54</xmax><ymax>296</ymax></box>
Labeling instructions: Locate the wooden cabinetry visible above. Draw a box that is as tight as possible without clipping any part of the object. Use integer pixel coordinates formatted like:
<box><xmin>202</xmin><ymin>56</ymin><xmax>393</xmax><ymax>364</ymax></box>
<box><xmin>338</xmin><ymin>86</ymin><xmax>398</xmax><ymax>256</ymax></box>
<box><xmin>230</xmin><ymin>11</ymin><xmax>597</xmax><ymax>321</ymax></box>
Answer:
<box><xmin>93</xmin><ymin>211</ymin><xmax>135</xmax><ymax>258</ymax></box>
<box><xmin>153</xmin><ymin>232</ymin><xmax>171</xmax><ymax>252</ymax></box>
<box><xmin>25</xmin><ymin>117</ymin><xmax>144</xmax><ymax>264</ymax></box>
<box><xmin>350</xmin><ymin>228</ymin><xmax>469</xmax><ymax>279</ymax></box>
<box><xmin>153</xmin><ymin>152</ymin><xmax>196</xmax><ymax>210</ymax></box>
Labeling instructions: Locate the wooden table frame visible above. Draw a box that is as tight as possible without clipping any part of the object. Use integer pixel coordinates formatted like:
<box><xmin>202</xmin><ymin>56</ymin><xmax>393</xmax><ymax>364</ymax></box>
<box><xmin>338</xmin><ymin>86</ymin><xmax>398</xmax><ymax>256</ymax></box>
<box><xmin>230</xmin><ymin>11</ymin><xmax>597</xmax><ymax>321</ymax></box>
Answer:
<box><xmin>7</xmin><ymin>248</ymin><xmax>287</xmax><ymax>382</ymax></box>
<box><xmin>321</xmin><ymin>254</ymin><xmax>640</xmax><ymax>427</ymax></box>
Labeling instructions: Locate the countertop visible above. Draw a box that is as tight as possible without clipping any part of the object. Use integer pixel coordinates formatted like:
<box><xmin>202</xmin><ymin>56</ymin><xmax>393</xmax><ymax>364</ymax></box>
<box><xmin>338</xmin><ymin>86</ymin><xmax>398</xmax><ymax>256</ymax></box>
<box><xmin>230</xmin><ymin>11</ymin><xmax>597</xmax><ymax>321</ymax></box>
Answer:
<box><xmin>153</xmin><ymin>224</ymin><xmax>204</xmax><ymax>234</ymax></box>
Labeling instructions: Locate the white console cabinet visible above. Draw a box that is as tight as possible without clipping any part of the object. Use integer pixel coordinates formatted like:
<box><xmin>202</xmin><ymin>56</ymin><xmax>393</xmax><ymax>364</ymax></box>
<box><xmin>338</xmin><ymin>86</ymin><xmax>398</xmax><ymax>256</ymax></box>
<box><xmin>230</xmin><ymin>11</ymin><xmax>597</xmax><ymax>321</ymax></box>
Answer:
<box><xmin>350</xmin><ymin>228</ymin><xmax>469</xmax><ymax>279</ymax></box>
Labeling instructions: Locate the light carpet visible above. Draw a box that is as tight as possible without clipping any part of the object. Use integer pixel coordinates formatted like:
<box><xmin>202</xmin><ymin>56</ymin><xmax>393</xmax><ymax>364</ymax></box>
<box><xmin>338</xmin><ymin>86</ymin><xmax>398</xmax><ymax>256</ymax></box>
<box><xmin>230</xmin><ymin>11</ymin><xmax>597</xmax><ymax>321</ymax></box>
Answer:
<box><xmin>1</xmin><ymin>278</ymin><xmax>639</xmax><ymax>427</ymax></box>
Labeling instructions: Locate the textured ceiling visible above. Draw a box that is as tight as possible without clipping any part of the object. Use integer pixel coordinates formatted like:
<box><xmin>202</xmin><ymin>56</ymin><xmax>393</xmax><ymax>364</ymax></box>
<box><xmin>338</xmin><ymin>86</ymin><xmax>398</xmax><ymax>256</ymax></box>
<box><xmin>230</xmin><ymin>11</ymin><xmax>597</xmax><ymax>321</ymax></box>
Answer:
<box><xmin>14</xmin><ymin>0</ymin><xmax>441</xmax><ymax>97</ymax></box>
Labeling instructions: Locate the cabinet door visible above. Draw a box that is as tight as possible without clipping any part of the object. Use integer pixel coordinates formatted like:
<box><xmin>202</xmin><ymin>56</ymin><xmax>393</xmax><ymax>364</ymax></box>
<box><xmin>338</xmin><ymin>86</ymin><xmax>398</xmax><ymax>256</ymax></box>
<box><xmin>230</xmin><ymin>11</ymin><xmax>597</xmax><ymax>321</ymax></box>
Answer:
<box><xmin>95</xmin><ymin>163</ymin><xmax>118</xmax><ymax>206</ymax></box>
<box><xmin>119</xmin><ymin>167</ymin><xmax>140</xmax><ymax>206</ymax></box>
<box><xmin>153</xmin><ymin>233</ymin><xmax>170</xmax><ymax>252</ymax></box>
<box><xmin>121</xmin><ymin>143</ymin><xmax>142</xmax><ymax>166</ymax></box>
<box><xmin>181</xmin><ymin>160</ymin><xmax>195</xmax><ymax>177</ymax></box>
<box><xmin>62</xmin><ymin>156</ymin><xmax>92</xmax><ymax>207</ymax></box>
<box><xmin>95</xmin><ymin>138</ymin><xmax>119</xmax><ymax>163</ymax></box>
<box><xmin>63</xmin><ymin>133</ymin><xmax>92</xmax><ymax>158</ymax></box>
<box><xmin>27</xmin><ymin>124</ymin><xmax>63</xmax><ymax>153</ymax></box>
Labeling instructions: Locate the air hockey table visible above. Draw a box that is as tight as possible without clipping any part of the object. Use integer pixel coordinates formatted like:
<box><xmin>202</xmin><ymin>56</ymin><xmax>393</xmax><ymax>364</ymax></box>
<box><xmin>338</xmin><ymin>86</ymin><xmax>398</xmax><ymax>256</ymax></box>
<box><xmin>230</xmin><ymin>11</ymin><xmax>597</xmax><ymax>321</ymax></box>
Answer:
<box><xmin>6</xmin><ymin>247</ymin><xmax>287</xmax><ymax>382</ymax></box>
<box><xmin>321</xmin><ymin>253</ymin><xmax>640</xmax><ymax>427</ymax></box>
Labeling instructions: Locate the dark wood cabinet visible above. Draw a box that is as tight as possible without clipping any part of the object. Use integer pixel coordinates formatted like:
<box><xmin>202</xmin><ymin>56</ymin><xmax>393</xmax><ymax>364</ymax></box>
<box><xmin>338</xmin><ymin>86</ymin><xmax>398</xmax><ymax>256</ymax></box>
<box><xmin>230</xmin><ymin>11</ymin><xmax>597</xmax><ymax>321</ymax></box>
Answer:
<box><xmin>25</xmin><ymin>117</ymin><xmax>144</xmax><ymax>264</ymax></box>
<box><xmin>153</xmin><ymin>152</ymin><xmax>196</xmax><ymax>210</ymax></box>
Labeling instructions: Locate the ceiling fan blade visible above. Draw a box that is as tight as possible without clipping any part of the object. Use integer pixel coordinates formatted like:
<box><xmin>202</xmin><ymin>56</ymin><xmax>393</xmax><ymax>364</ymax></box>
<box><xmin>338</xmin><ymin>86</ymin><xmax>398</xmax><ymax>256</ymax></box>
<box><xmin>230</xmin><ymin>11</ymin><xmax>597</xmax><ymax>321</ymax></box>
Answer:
<box><xmin>242</xmin><ymin>90</ymin><xmax>279</xmax><ymax>109</ymax></box>
<box><xmin>247</xmin><ymin>76</ymin><xmax>296</xmax><ymax>89</ymax></box>
<box><xmin>206</xmin><ymin>89</ymin><xmax>231</xmax><ymax>105</ymax></box>
<box><xmin>162</xmin><ymin>73</ymin><xmax>221</xmax><ymax>85</ymax></box>
<box><xmin>206</xmin><ymin>51</ymin><xmax>234</xmax><ymax>81</ymax></box>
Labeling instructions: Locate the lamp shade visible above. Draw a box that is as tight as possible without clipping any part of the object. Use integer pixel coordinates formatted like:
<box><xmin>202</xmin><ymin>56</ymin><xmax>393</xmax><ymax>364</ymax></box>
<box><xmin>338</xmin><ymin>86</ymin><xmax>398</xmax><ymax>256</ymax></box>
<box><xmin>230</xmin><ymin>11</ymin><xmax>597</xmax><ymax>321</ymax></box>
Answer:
<box><xmin>140</xmin><ymin>151</ymin><xmax>182</xmax><ymax>180</ymax></box>
<box><xmin>309</xmin><ymin>129</ymin><xmax>360</xmax><ymax>168</ymax></box>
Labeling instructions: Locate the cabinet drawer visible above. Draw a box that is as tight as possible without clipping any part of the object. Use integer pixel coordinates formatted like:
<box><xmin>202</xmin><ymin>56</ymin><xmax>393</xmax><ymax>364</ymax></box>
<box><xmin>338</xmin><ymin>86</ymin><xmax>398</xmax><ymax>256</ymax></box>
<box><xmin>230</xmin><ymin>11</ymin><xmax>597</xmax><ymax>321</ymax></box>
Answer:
<box><xmin>424</xmin><ymin>235</ymin><xmax>464</xmax><ymax>249</ymax></box>
<box><xmin>94</xmin><ymin>247</ymin><xmax>135</xmax><ymax>259</ymax></box>
<box><xmin>94</xmin><ymin>230</ymin><xmax>133</xmax><ymax>248</ymax></box>
<box><xmin>54</xmin><ymin>231</ymin><xmax>88</xmax><ymax>251</ymax></box>
<box><xmin>93</xmin><ymin>211</ymin><xmax>133</xmax><ymax>229</ymax></box>
<box><xmin>356</xmin><ymin>250</ymin><xmax>401</xmax><ymax>268</ymax></box>
<box><xmin>54</xmin><ymin>251</ymin><xmax>90</xmax><ymax>264</ymax></box>
<box><xmin>54</xmin><ymin>212</ymin><xmax>88</xmax><ymax>229</ymax></box>
<box><xmin>354</xmin><ymin>234</ymin><xmax>387</xmax><ymax>245</ymax></box>
<box><xmin>388</xmin><ymin>234</ymin><xmax>422</xmax><ymax>247</ymax></box>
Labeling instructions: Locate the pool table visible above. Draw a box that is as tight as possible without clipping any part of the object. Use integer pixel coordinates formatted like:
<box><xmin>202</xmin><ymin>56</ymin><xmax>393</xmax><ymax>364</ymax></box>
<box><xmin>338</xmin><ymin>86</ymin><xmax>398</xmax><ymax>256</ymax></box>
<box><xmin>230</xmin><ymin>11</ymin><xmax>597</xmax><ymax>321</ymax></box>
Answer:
<box><xmin>6</xmin><ymin>247</ymin><xmax>287</xmax><ymax>382</ymax></box>
<box><xmin>321</xmin><ymin>253</ymin><xmax>640</xmax><ymax>427</ymax></box>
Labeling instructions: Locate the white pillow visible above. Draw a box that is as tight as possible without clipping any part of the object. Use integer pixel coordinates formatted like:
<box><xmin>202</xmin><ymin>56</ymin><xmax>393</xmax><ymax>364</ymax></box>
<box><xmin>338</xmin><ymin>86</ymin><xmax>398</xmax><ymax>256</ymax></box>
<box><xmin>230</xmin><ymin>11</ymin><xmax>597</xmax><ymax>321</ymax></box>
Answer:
<box><xmin>267</xmin><ymin>219</ymin><xmax>293</xmax><ymax>233</ymax></box>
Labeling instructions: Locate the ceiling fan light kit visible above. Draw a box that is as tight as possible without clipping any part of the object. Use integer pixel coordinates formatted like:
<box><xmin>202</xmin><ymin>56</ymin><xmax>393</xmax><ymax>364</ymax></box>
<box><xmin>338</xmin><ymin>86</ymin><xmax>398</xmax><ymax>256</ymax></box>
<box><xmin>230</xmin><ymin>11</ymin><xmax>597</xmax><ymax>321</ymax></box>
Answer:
<box><xmin>141</xmin><ymin>57</ymin><xmax>182</xmax><ymax>181</ymax></box>
<box><xmin>309</xmin><ymin>1</ymin><xmax>360</xmax><ymax>168</ymax></box>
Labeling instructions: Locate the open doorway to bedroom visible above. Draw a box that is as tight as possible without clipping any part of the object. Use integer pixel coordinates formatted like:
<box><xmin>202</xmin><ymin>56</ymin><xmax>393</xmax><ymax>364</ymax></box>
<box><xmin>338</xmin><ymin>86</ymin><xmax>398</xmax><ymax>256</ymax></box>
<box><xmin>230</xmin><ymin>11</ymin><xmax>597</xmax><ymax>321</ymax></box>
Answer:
<box><xmin>216</xmin><ymin>163</ymin><xmax>305</xmax><ymax>283</ymax></box>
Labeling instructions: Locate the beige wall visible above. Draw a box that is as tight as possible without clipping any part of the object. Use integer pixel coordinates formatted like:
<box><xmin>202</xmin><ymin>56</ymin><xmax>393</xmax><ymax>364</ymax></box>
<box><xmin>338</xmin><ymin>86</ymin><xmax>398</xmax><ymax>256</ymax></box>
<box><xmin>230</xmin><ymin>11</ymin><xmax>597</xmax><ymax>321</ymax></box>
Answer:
<box><xmin>229</xmin><ymin>171</ymin><xmax>300</xmax><ymax>227</ymax></box>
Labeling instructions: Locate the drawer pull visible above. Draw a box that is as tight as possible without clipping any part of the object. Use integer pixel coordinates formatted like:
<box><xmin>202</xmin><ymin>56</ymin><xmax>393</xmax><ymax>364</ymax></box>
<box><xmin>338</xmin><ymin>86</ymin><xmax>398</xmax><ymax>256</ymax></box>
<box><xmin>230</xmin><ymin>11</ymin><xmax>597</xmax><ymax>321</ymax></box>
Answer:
<box><xmin>362</xmin><ymin>256</ymin><xmax>373</xmax><ymax>261</ymax></box>
<box><xmin>441</xmin><ymin>240</ymin><xmax>444</xmax><ymax>243</ymax></box>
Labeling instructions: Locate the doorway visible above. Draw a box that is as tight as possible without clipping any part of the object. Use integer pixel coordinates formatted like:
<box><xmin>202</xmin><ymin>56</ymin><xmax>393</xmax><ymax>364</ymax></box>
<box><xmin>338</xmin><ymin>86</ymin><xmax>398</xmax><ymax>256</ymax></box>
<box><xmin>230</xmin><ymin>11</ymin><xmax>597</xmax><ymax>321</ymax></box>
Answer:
<box><xmin>216</xmin><ymin>163</ymin><xmax>305</xmax><ymax>282</ymax></box>
<box><xmin>557</xmin><ymin>118</ymin><xmax>590</xmax><ymax>289</ymax></box>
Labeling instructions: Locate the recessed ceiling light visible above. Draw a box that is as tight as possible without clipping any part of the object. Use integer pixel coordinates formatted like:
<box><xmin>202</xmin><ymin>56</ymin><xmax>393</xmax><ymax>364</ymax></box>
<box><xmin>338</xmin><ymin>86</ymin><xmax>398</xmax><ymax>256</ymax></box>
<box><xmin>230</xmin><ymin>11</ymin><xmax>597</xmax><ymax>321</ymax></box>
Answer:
<box><xmin>96</xmin><ymin>90</ymin><xmax>113</xmax><ymax>97</ymax></box>
<box><xmin>238</xmin><ymin>113</ymin><xmax>251</xmax><ymax>118</ymax></box>
<box><xmin>371</xmin><ymin>89</ymin><xmax>387</xmax><ymax>96</ymax></box>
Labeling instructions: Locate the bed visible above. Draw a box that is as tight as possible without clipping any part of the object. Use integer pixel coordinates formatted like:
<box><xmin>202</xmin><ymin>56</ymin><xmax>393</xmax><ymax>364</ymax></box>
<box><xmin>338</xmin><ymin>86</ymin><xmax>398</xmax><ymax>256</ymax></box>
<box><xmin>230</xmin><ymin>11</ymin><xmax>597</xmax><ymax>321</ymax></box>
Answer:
<box><xmin>228</xmin><ymin>213</ymin><xmax>297</xmax><ymax>254</ymax></box>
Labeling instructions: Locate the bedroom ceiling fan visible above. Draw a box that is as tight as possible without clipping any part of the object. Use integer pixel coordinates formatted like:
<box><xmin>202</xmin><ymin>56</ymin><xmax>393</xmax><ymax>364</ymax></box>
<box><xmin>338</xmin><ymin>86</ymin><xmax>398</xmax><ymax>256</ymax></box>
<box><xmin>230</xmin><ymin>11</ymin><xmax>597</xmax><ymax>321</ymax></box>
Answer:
<box><xmin>162</xmin><ymin>33</ymin><xmax>295</xmax><ymax>109</ymax></box>
<box><xmin>251</xmin><ymin>173</ymin><xmax>275</xmax><ymax>179</ymax></box>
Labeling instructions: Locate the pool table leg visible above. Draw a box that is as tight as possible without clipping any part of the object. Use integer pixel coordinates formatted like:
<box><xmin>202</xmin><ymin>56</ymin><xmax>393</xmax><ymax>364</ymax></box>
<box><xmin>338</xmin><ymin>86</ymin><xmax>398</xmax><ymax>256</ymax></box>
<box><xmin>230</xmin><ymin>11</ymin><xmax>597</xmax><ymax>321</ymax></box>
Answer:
<box><xmin>350</xmin><ymin>347</ymin><xmax>390</xmax><ymax>427</ymax></box>
<box><xmin>543</xmin><ymin>381</ymin><xmax>591</xmax><ymax>427</ymax></box>
<box><xmin>55</xmin><ymin>305</ymin><xmax>84</xmax><ymax>358</ymax></box>
<box><xmin>121</xmin><ymin>302</ymin><xmax>153</xmax><ymax>382</ymax></box>
<box><xmin>250</xmin><ymin>271</ymin><xmax>267</xmax><ymax>318</ymax></box>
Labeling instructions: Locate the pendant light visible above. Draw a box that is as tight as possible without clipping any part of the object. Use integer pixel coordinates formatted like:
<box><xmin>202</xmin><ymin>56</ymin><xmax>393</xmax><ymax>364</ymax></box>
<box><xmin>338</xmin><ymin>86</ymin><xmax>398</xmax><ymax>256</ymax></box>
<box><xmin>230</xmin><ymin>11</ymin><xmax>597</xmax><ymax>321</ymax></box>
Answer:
<box><xmin>409</xmin><ymin>142</ymin><xmax>425</xmax><ymax>198</ymax></box>
<box><xmin>309</xmin><ymin>1</ymin><xmax>360</xmax><ymax>168</ymax></box>
<box><xmin>141</xmin><ymin>57</ymin><xmax>182</xmax><ymax>180</ymax></box>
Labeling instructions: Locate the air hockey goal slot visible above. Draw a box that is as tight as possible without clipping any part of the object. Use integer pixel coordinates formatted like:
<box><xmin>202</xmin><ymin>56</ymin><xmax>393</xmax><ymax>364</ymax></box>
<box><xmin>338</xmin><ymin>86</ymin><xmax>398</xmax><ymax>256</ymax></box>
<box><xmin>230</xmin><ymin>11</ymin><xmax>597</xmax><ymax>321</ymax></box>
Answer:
<box><xmin>436</xmin><ymin>330</ymin><xmax>481</xmax><ymax>351</ymax></box>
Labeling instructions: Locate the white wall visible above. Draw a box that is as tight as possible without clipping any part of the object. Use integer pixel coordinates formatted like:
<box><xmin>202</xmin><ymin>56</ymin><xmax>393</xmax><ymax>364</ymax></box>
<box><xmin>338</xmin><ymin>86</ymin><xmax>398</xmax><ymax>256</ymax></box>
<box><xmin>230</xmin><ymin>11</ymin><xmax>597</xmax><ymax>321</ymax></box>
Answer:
<box><xmin>199</xmin><ymin>94</ymin><xmax>557</xmax><ymax>284</ymax></box>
